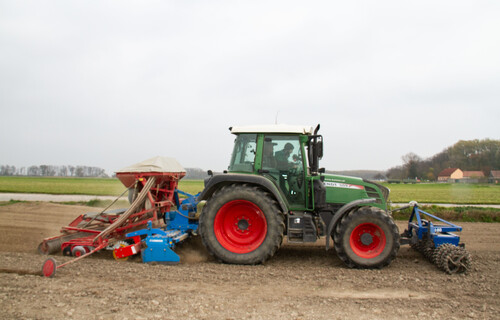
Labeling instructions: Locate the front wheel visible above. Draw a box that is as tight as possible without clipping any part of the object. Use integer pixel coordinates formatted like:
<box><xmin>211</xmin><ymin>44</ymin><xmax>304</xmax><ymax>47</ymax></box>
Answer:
<box><xmin>334</xmin><ymin>206</ymin><xmax>400</xmax><ymax>268</ymax></box>
<box><xmin>199</xmin><ymin>184</ymin><xmax>285</xmax><ymax>265</ymax></box>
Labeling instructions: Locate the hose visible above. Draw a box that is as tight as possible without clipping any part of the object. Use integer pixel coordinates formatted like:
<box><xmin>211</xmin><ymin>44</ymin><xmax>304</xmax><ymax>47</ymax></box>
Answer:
<box><xmin>94</xmin><ymin>177</ymin><xmax>156</xmax><ymax>243</ymax></box>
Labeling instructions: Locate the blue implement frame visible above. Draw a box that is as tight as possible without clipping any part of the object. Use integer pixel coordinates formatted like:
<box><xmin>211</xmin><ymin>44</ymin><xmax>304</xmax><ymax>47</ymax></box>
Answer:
<box><xmin>407</xmin><ymin>203</ymin><xmax>462</xmax><ymax>247</ymax></box>
<box><xmin>125</xmin><ymin>190</ymin><xmax>200</xmax><ymax>264</ymax></box>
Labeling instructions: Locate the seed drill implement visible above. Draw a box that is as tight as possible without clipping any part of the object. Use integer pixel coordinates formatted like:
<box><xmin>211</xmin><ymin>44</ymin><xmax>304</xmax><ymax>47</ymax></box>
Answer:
<box><xmin>39</xmin><ymin>157</ymin><xmax>200</xmax><ymax>277</ymax></box>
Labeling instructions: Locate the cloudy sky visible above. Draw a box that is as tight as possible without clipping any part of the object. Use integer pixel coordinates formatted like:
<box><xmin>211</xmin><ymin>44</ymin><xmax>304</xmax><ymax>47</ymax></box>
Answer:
<box><xmin>1</xmin><ymin>1</ymin><xmax>499</xmax><ymax>175</ymax></box>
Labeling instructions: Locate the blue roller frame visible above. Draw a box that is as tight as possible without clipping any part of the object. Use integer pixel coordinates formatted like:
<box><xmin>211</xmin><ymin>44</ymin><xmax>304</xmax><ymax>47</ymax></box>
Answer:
<box><xmin>407</xmin><ymin>204</ymin><xmax>462</xmax><ymax>247</ymax></box>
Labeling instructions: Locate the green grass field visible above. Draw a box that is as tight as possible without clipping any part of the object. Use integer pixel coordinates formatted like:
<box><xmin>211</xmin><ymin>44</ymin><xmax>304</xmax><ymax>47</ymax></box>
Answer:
<box><xmin>0</xmin><ymin>176</ymin><xmax>125</xmax><ymax>195</ymax></box>
<box><xmin>0</xmin><ymin>176</ymin><xmax>205</xmax><ymax>196</ymax></box>
<box><xmin>0</xmin><ymin>176</ymin><xmax>499</xmax><ymax>204</ymax></box>
<box><xmin>383</xmin><ymin>183</ymin><xmax>500</xmax><ymax>204</ymax></box>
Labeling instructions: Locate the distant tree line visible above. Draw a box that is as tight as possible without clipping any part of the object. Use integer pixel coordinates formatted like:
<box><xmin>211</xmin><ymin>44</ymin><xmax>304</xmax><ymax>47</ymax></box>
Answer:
<box><xmin>0</xmin><ymin>165</ymin><xmax>213</xmax><ymax>179</ymax></box>
<box><xmin>386</xmin><ymin>139</ymin><xmax>500</xmax><ymax>181</ymax></box>
<box><xmin>0</xmin><ymin>165</ymin><xmax>108</xmax><ymax>178</ymax></box>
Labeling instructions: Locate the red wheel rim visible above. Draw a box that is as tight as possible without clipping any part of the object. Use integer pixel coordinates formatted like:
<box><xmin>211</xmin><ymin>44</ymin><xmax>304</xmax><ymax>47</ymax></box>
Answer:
<box><xmin>349</xmin><ymin>223</ymin><xmax>386</xmax><ymax>259</ymax></box>
<box><xmin>72</xmin><ymin>246</ymin><xmax>87</xmax><ymax>257</ymax></box>
<box><xmin>42</xmin><ymin>258</ymin><xmax>56</xmax><ymax>277</ymax></box>
<box><xmin>214</xmin><ymin>200</ymin><xmax>267</xmax><ymax>254</ymax></box>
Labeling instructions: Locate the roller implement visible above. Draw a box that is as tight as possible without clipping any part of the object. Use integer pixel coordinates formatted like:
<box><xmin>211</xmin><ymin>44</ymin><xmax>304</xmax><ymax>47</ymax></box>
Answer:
<box><xmin>39</xmin><ymin>124</ymin><xmax>471</xmax><ymax>276</ymax></box>
<box><xmin>398</xmin><ymin>201</ymin><xmax>471</xmax><ymax>274</ymax></box>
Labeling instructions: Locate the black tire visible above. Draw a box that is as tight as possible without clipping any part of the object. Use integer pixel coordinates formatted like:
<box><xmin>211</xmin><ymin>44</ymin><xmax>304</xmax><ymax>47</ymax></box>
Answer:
<box><xmin>333</xmin><ymin>206</ymin><xmax>400</xmax><ymax>268</ymax></box>
<box><xmin>199</xmin><ymin>184</ymin><xmax>285</xmax><ymax>265</ymax></box>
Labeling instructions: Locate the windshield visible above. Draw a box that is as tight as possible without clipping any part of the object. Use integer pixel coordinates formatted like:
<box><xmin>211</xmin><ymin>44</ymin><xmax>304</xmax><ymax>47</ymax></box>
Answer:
<box><xmin>228</xmin><ymin>134</ymin><xmax>257</xmax><ymax>172</ymax></box>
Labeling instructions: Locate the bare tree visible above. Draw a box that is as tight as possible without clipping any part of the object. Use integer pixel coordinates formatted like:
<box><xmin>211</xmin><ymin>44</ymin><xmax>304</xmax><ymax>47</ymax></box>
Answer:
<box><xmin>402</xmin><ymin>152</ymin><xmax>422</xmax><ymax>179</ymax></box>
<box><xmin>27</xmin><ymin>166</ymin><xmax>40</xmax><ymax>176</ymax></box>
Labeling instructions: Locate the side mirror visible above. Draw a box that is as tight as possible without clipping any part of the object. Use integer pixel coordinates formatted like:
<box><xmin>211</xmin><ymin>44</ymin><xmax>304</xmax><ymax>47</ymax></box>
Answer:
<box><xmin>317</xmin><ymin>140</ymin><xmax>323</xmax><ymax>159</ymax></box>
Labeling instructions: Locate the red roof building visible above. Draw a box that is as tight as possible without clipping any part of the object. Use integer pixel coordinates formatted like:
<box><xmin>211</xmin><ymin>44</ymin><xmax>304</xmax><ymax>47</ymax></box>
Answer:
<box><xmin>463</xmin><ymin>171</ymin><xmax>485</xmax><ymax>178</ymax></box>
<box><xmin>437</xmin><ymin>168</ymin><xmax>463</xmax><ymax>182</ymax></box>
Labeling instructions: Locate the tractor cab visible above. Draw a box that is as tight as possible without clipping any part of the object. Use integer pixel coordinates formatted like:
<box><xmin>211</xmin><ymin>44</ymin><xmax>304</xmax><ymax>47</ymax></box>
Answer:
<box><xmin>228</xmin><ymin>125</ymin><xmax>323</xmax><ymax>209</ymax></box>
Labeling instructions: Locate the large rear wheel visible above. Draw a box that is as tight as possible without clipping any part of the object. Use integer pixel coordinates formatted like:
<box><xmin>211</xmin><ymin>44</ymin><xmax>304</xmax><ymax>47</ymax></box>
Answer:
<box><xmin>199</xmin><ymin>184</ymin><xmax>285</xmax><ymax>264</ymax></box>
<box><xmin>334</xmin><ymin>206</ymin><xmax>399</xmax><ymax>268</ymax></box>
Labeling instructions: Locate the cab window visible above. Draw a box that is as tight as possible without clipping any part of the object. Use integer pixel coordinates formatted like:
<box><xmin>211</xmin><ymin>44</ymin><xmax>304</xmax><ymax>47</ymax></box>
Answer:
<box><xmin>263</xmin><ymin>136</ymin><xmax>302</xmax><ymax>171</ymax></box>
<box><xmin>228</xmin><ymin>134</ymin><xmax>257</xmax><ymax>173</ymax></box>
<box><xmin>263</xmin><ymin>135</ymin><xmax>305</xmax><ymax>206</ymax></box>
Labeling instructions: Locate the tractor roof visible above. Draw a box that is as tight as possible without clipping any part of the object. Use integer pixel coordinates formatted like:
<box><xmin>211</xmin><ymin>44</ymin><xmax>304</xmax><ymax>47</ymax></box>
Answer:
<box><xmin>230</xmin><ymin>124</ymin><xmax>314</xmax><ymax>135</ymax></box>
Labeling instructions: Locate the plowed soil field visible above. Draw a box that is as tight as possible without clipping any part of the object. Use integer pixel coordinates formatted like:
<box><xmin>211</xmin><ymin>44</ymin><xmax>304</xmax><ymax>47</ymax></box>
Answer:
<box><xmin>0</xmin><ymin>202</ymin><xmax>499</xmax><ymax>320</ymax></box>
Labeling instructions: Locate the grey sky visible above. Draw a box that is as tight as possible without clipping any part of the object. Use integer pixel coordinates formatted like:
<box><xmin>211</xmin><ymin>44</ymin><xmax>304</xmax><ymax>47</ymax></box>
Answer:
<box><xmin>1</xmin><ymin>1</ymin><xmax>499</xmax><ymax>175</ymax></box>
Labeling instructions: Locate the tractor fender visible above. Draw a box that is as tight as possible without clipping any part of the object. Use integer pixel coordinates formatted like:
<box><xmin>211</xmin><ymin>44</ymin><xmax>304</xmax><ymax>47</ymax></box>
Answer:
<box><xmin>197</xmin><ymin>174</ymin><xmax>289</xmax><ymax>214</ymax></box>
<box><xmin>325</xmin><ymin>198</ymin><xmax>376</xmax><ymax>250</ymax></box>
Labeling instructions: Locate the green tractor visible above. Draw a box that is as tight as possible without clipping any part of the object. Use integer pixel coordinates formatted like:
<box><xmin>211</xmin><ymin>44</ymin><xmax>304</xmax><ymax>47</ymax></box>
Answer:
<box><xmin>198</xmin><ymin>124</ymin><xmax>399</xmax><ymax>268</ymax></box>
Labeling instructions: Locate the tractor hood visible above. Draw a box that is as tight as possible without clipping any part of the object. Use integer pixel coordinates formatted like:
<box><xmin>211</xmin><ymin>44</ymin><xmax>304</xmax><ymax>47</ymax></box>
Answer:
<box><xmin>321</xmin><ymin>174</ymin><xmax>389</xmax><ymax>207</ymax></box>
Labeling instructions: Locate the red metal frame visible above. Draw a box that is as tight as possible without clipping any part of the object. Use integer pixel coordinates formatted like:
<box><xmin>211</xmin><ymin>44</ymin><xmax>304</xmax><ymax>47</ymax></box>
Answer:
<box><xmin>40</xmin><ymin>171</ymin><xmax>185</xmax><ymax>256</ymax></box>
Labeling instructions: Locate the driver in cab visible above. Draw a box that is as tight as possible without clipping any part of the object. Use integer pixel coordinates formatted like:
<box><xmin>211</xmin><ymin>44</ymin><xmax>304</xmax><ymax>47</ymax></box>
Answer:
<box><xmin>275</xmin><ymin>143</ymin><xmax>299</xmax><ymax>170</ymax></box>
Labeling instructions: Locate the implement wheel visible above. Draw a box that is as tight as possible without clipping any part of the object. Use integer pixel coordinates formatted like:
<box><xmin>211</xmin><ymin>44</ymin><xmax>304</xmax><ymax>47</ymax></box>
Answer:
<box><xmin>441</xmin><ymin>246</ymin><xmax>471</xmax><ymax>274</ymax></box>
<box><xmin>71</xmin><ymin>246</ymin><xmax>87</xmax><ymax>257</ymax></box>
<box><xmin>42</xmin><ymin>258</ymin><xmax>57</xmax><ymax>278</ymax></box>
<box><xmin>334</xmin><ymin>206</ymin><xmax>400</xmax><ymax>268</ymax></box>
<box><xmin>199</xmin><ymin>184</ymin><xmax>285</xmax><ymax>265</ymax></box>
